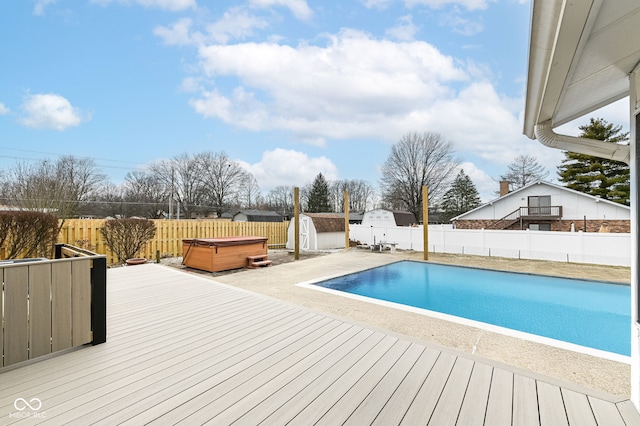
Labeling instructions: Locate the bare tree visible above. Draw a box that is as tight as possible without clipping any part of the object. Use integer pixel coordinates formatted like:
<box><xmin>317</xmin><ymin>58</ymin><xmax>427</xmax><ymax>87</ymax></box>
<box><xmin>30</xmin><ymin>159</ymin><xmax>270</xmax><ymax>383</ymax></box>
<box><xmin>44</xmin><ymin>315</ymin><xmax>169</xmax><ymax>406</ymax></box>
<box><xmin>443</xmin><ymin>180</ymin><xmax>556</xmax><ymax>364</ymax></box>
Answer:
<box><xmin>330</xmin><ymin>179</ymin><xmax>375</xmax><ymax>212</ymax></box>
<box><xmin>122</xmin><ymin>170</ymin><xmax>169</xmax><ymax>218</ymax></box>
<box><xmin>266</xmin><ymin>185</ymin><xmax>294</xmax><ymax>216</ymax></box>
<box><xmin>237</xmin><ymin>174</ymin><xmax>262</xmax><ymax>209</ymax></box>
<box><xmin>380</xmin><ymin>132</ymin><xmax>458</xmax><ymax>221</ymax></box>
<box><xmin>7</xmin><ymin>156</ymin><xmax>106</xmax><ymax>220</ymax></box>
<box><xmin>500</xmin><ymin>154</ymin><xmax>549</xmax><ymax>191</ymax></box>
<box><xmin>148</xmin><ymin>153</ymin><xmax>203</xmax><ymax>219</ymax></box>
<box><xmin>197</xmin><ymin>151</ymin><xmax>249</xmax><ymax>217</ymax></box>
<box><xmin>83</xmin><ymin>182</ymin><xmax>125</xmax><ymax>218</ymax></box>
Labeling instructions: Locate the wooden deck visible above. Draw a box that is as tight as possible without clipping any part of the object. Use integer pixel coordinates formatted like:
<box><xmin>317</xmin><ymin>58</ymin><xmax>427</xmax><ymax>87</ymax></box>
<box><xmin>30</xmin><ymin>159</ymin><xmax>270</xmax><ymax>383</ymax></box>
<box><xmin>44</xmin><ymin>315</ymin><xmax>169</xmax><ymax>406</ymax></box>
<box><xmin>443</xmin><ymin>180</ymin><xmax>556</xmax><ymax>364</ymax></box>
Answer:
<box><xmin>1</xmin><ymin>264</ymin><xmax>639</xmax><ymax>425</ymax></box>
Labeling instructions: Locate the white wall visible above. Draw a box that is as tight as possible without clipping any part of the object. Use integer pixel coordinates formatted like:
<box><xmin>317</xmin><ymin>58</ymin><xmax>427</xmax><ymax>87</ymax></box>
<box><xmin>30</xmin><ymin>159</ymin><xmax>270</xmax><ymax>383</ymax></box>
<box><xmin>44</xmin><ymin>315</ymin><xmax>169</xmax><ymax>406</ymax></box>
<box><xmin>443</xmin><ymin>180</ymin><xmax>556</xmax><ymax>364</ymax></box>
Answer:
<box><xmin>317</xmin><ymin>232</ymin><xmax>346</xmax><ymax>250</ymax></box>
<box><xmin>350</xmin><ymin>224</ymin><xmax>631</xmax><ymax>267</ymax></box>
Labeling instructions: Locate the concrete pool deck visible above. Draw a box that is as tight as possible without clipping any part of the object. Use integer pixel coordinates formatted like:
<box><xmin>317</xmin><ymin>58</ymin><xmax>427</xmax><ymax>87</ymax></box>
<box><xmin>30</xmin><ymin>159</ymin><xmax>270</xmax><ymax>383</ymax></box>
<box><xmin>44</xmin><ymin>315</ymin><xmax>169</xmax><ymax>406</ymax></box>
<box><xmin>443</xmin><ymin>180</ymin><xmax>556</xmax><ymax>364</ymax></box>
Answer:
<box><xmin>172</xmin><ymin>249</ymin><xmax>632</xmax><ymax>397</ymax></box>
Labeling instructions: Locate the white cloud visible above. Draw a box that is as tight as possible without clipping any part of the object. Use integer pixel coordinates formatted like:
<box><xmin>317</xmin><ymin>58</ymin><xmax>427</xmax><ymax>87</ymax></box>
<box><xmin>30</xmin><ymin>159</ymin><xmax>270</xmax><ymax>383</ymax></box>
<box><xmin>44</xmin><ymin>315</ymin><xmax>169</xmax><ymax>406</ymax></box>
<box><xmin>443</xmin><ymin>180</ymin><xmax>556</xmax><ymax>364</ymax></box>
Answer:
<box><xmin>386</xmin><ymin>15</ymin><xmax>419</xmax><ymax>41</ymax></box>
<box><xmin>206</xmin><ymin>8</ymin><xmax>270</xmax><ymax>44</ymax></box>
<box><xmin>0</xmin><ymin>102</ymin><xmax>9</xmax><ymax>115</ymax></box>
<box><xmin>154</xmin><ymin>9</ymin><xmax>270</xmax><ymax>46</ymax></box>
<box><xmin>179</xmin><ymin>27</ymin><xmax>547</xmax><ymax>191</ymax></box>
<box><xmin>249</xmin><ymin>0</ymin><xmax>313</xmax><ymax>21</ymax></box>
<box><xmin>90</xmin><ymin>0</ymin><xmax>196</xmax><ymax>12</ymax></box>
<box><xmin>439</xmin><ymin>8</ymin><xmax>485</xmax><ymax>35</ymax></box>
<box><xmin>239</xmin><ymin>148</ymin><xmax>338</xmax><ymax>190</ymax></box>
<box><xmin>404</xmin><ymin>0</ymin><xmax>494</xmax><ymax>10</ymax></box>
<box><xmin>20</xmin><ymin>93</ymin><xmax>88</xmax><ymax>131</ymax></box>
<box><xmin>154</xmin><ymin>18</ymin><xmax>199</xmax><ymax>46</ymax></box>
<box><xmin>34</xmin><ymin>0</ymin><xmax>56</xmax><ymax>16</ymax></box>
<box><xmin>363</xmin><ymin>0</ymin><xmax>493</xmax><ymax>11</ymax></box>
<box><xmin>190</xmin><ymin>29</ymin><xmax>468</xmax><ymax>142</ymax></box>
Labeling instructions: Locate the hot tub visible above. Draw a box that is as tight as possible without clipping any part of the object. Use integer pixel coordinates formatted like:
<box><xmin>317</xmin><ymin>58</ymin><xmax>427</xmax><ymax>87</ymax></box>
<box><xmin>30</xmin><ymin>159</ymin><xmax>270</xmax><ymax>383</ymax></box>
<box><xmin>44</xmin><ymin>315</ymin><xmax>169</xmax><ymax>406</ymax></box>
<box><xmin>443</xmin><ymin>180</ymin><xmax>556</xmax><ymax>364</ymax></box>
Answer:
<box><xmin>182</xmin><ymin>236</ymin><xmax>268</xmax><ymax>272</ymax></box>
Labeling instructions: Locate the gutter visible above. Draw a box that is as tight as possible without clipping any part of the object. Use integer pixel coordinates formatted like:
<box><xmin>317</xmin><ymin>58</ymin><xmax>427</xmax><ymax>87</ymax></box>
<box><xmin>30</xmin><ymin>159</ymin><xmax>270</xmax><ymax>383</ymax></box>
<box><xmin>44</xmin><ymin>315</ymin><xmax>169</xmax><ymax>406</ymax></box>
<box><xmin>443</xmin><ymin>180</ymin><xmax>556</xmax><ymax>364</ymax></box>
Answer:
<box><xmin>534</xmin><ymin>121</ymin><xmax>630</xmax><ymax>165</ymax></box>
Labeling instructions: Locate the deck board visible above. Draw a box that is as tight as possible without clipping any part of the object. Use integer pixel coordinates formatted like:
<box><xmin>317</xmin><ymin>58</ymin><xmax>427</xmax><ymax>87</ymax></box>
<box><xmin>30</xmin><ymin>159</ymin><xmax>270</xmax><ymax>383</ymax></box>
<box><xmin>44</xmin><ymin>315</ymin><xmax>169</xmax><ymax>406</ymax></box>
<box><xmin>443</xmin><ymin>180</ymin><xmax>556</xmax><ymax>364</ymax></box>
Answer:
<box><xmin>0</xmin><ymin>263</ymin><xmax>637</xmax><ymax>425</ymax></box>
<box><xmin>456</xmin><ymin>362</ymin><xmax>493</xmax><ymax>425</ymax></box>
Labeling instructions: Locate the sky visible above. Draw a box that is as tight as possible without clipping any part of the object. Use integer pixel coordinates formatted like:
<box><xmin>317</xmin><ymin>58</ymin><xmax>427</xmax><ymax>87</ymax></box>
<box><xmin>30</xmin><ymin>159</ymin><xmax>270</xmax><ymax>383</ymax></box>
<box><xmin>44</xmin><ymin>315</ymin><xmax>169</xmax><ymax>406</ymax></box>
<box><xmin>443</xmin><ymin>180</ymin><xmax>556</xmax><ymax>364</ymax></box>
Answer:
<box><xmin>0</xmin><ymin>0</ymin><xmax>631</xmax><ymax>202</ymax></box>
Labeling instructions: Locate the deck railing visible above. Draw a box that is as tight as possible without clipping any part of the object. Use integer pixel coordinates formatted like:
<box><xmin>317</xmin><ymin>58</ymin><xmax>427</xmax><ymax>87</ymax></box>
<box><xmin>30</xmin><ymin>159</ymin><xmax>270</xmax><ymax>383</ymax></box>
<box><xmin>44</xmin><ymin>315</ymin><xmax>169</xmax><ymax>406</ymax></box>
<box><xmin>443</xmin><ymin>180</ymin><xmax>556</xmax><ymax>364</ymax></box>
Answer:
<box><xmin>0</xmin><ymin>244</ymin><xmax>106</xmax><ymax>369</ymax></box>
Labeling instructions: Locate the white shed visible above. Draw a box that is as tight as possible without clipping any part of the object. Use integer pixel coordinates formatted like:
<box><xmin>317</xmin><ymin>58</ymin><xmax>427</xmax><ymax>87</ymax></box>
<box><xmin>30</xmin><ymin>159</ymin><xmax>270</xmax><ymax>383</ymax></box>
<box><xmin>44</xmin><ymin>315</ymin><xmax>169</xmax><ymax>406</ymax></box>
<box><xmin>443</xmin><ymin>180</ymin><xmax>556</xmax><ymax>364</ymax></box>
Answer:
<box><xmin>361</xmin><ymin>209</ymin><xmax>417</xmax><ymax>227</ymax></box>
<box><xmin>286</xmin><ymin>213</ymin><xmax>345</xmax><ymax>251</ymax></box>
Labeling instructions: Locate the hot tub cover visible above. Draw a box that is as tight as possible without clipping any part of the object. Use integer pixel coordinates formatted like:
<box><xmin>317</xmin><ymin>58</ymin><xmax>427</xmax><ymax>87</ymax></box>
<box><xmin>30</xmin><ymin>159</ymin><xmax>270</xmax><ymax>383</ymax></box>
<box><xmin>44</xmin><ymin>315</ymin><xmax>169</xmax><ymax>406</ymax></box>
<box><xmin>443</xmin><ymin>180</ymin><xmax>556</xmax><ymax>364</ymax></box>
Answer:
<box><xmin>182</xmin><ymin>236</ymin><xmax>268</xmax><ymax>247</ymax></box>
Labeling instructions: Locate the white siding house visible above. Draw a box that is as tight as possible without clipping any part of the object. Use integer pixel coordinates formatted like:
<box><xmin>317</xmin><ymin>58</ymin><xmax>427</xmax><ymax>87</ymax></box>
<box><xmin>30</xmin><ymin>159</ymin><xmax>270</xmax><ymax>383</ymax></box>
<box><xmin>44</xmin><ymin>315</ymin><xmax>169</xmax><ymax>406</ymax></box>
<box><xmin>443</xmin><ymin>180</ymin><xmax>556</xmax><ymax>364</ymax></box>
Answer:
<box><xmin>453</xmin><ymin>181</ymin><xmax>630</xmax><ymax>232</ymax></box>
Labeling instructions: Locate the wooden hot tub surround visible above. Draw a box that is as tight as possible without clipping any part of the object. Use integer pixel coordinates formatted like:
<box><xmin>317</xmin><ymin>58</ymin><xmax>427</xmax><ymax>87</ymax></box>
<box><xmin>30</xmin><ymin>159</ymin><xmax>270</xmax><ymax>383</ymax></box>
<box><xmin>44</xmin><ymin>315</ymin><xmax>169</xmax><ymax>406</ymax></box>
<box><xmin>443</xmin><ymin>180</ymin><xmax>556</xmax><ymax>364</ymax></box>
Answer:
<box><xmin>182</xmin><ymin>236</ymin><xmax>268</xmax><ymax>272</ymax></box>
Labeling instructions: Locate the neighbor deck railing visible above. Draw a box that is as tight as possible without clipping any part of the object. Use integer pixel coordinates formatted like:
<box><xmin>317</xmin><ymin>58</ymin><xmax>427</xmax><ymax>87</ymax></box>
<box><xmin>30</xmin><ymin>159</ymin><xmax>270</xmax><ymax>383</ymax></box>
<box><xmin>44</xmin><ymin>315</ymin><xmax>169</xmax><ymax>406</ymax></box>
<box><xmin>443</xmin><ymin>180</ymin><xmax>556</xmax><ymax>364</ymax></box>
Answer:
<box><xmin>0</xmin><ymin>244</ymin><xmax>106</xmax><ymax>369</ymax></box>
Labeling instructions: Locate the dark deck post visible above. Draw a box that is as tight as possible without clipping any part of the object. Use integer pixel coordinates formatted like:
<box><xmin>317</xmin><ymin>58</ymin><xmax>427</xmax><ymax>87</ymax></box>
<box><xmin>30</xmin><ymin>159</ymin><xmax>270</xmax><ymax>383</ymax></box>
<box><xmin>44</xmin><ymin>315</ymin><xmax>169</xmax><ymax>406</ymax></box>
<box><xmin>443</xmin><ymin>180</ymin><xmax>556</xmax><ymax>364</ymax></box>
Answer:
<box><xmin>54</xmin><ymin>243</ymin><xmax>63</xmax><ymax>259</ymax></box>
<box><xmin>91</xmin><ymin>257</ymin><xmax>107</xmax><ymax>345</ymax></box>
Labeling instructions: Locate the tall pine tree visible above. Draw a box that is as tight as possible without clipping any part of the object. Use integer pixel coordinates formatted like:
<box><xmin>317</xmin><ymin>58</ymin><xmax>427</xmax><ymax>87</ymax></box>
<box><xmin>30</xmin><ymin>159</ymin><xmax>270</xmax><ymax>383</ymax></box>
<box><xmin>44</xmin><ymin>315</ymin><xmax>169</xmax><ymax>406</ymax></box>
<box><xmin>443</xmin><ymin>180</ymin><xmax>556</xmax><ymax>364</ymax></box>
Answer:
<box><xmin>441</xmin><ymin>169</ymin><xmax>481</xmax><ymax>222</ymax></box>
<box><xmin>306</xmin><ymin>173</ymin><xmax>332</xmax><ymax>212</ymax></box>
<box><xmin>557</xmin><ymin>118</ymin><xmax>629</xmax><ymax>205</ymax></box>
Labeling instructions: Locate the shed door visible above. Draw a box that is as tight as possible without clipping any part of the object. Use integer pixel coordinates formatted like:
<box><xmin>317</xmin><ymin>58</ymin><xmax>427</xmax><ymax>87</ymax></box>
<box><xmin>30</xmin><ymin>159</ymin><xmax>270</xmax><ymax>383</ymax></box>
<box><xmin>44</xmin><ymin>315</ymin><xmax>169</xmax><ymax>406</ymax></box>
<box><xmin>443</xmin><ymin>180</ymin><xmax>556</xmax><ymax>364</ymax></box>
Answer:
<box><xmin>300</xmin><ymin>217</ymin><xmax>310</xmax><ymax>250</ymax></box>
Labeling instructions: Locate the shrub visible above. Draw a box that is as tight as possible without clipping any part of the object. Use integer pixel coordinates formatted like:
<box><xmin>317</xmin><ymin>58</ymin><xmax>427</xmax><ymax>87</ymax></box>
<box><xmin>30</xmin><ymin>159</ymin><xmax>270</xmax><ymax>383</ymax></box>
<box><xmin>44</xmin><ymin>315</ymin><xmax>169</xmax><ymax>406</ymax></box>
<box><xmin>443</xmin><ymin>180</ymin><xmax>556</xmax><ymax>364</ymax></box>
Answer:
<box><xmin>100</xmin><ymin>218</ymin><xmax>156</xmax><ymax>262</ymax></box>
<box><xmin>0</xmin><ymin>211</ymin><xmax>59</xmax><ymax>259</ymax></box>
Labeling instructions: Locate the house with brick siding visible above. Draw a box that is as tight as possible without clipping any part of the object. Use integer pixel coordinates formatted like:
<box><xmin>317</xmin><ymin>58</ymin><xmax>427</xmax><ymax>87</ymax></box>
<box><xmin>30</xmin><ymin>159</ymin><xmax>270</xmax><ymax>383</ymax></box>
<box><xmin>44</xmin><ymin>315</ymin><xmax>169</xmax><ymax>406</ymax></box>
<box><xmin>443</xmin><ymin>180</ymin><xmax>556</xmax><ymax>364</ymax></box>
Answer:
<box><xmin>452</xmin><ymin>181</ymin><xmax>630</xmax><ymax>233</ymax></box>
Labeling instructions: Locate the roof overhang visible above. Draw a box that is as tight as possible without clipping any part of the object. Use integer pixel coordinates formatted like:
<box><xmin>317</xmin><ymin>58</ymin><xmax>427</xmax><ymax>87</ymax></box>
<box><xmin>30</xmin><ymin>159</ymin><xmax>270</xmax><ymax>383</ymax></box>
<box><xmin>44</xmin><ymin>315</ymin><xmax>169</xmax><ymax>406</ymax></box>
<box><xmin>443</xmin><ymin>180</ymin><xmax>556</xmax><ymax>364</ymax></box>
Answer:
<box><xmin>524</xmin><ymin>0</ymin><xmax>640</xmax><ymax>139</ymax></box>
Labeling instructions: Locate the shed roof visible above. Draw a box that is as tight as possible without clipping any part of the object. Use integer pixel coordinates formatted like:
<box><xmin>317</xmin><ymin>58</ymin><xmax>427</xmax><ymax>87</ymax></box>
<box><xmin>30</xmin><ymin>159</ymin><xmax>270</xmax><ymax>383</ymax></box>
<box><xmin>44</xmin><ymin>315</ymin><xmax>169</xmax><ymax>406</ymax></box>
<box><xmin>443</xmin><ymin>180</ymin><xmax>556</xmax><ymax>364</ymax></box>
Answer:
<box><xmin>304</xmin><ymin>213</ymin><xmax>345</xmax><ymax>233</ymax></box>
<box><xmin>233</xmin><ymin>210</ymin><xmax>282</xmax><ymax>222</ymax></box>
<box><xmin>393</xmin><ymin>211</ymin><xmax>417</xmax><ymax>226</ymax></box>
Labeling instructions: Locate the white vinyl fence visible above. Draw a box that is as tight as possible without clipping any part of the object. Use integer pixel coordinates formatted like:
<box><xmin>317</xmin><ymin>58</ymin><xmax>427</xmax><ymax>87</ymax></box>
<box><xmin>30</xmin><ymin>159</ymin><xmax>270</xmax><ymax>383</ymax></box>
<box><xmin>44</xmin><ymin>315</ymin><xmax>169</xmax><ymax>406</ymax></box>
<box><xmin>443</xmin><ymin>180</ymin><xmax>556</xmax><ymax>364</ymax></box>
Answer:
<box><xmin>349</xmin><ymin>224</ymin><xmax>631</xmax><ymax>267</ymax></box>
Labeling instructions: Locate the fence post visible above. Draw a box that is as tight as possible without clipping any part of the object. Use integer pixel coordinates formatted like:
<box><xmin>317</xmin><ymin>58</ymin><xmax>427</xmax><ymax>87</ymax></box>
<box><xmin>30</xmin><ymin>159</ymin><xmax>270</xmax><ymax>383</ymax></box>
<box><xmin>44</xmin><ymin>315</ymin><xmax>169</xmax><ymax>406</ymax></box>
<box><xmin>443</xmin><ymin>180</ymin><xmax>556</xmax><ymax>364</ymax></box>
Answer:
<box><xmin>91</xmin><ymin>257</ymin><xmax>107</xmax><ymax>345</ymax></box>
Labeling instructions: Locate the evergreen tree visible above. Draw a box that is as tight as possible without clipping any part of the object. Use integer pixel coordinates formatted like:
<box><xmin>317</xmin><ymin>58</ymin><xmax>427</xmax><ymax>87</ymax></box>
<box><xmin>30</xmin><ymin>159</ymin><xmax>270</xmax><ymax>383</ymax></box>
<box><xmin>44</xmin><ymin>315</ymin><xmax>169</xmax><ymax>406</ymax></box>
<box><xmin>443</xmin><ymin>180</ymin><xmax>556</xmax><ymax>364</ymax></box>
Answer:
<box><xmin>306</xmin><ymin>173</ymin><xmax>331</xmax><ymax>212</ymax></box>
<box><xmin>441</xmin><ymin>169</ymin><xmax>481</xmax><ymax>222</ymax></box>
<box><xmin>500</xmin><ymin>154</ymin><xmax>549</xmax><ymax>190</ymax></box>
<box><xmin>557</xmin><ymin>118</ymin><xmax>629</xmax><ymax>205</ymax></box>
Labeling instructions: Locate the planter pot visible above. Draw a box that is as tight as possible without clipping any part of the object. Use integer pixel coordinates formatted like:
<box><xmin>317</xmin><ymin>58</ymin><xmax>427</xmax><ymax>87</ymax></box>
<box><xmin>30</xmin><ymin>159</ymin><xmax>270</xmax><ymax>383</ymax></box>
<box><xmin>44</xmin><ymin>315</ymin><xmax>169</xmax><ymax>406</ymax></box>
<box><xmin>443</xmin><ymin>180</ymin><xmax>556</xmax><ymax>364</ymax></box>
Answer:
<box><xmin>125</xmin><ymin>258</ymin><xmax>147</xmax><ymax>266</ymax></box>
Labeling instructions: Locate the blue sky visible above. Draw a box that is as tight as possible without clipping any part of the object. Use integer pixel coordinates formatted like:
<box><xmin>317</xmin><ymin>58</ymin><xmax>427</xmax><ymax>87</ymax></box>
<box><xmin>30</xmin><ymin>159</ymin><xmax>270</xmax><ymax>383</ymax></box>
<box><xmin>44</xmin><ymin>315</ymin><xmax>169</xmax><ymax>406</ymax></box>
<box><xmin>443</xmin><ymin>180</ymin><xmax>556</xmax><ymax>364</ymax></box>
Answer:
<box><xmin>0</xmin><ymin>0</ymin><xmax>630</xmax><ymax>202</ymax></box>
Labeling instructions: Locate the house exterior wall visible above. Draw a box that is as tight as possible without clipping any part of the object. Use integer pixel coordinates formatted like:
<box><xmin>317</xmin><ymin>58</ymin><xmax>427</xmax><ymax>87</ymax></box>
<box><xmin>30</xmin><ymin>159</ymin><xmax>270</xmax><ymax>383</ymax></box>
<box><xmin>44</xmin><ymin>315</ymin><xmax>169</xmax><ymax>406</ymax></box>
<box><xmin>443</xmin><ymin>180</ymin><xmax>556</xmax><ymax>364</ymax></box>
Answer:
<box><xmin>455</xmin><ymin>219</ymin><xmax>630</xmax><ymax>233</ymax></box>
<box><xmin>458</xmin><ymin>183</ymin><xmax>630</xmax><ymax>223</ymax></box>
<box><xmin>361</xmin><ymin>209</ymin><xmax>397</xmax><ymax>227</ymax></box>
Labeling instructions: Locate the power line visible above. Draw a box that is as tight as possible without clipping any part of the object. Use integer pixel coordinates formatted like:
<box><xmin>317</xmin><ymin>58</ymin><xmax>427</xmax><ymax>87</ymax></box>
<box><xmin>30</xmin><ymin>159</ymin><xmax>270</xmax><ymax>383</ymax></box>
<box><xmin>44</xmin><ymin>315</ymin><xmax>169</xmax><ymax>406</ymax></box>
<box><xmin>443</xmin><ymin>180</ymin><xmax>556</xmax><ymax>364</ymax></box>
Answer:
<box><xmin>0</xmin><ymin>146</ymin><xmax>141</xmax><ymax>165</ymax></box>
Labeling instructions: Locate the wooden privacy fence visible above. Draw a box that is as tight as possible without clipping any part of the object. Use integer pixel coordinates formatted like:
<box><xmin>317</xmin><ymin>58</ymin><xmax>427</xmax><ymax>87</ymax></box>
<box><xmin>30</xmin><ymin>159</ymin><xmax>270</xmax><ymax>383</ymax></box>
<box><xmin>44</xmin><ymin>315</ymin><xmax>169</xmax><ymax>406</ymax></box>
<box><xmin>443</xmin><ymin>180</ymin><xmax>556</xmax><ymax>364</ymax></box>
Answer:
<box><xmin>0</xmin><ymin>244</ymin><xmax>107</xmax><ymax>369</ymax></box>
<box><xmin>58</xmin><ymin>219</ymin><xmax>290</xmax><ymax>264</ymax></box>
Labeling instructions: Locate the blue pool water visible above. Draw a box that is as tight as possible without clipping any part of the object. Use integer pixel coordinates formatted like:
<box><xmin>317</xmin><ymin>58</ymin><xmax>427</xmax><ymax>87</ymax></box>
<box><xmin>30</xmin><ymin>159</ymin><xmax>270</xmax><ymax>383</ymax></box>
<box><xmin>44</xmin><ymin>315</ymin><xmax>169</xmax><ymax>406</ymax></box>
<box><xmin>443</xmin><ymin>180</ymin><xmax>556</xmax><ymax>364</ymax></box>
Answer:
<box><xmin>314</xmin><ymin>261</ymin><xmax>630</xmax><ymax>356</ymax></box>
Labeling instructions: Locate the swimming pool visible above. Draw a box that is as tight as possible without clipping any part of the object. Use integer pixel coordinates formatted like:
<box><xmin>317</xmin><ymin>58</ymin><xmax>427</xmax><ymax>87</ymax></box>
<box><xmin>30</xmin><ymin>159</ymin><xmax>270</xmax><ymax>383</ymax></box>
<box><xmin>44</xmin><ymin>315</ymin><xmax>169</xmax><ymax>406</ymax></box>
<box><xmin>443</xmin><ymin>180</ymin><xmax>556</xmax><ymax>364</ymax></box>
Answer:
<box><xmin>310</xmin><ymin>261</ymin><xmax>630</xmax><ymax>357</ymax></box>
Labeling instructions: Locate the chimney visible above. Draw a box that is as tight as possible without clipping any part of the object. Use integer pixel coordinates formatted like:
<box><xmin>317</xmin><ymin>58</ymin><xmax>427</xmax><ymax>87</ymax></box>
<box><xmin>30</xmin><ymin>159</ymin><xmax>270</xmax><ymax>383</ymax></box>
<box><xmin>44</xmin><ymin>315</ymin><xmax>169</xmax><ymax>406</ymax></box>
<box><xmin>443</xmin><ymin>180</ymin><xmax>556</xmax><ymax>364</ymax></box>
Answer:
<box><xmin>499</xmin><ymin>181</ymin><xmax>510</xmax><ymax>197</ymax></box>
